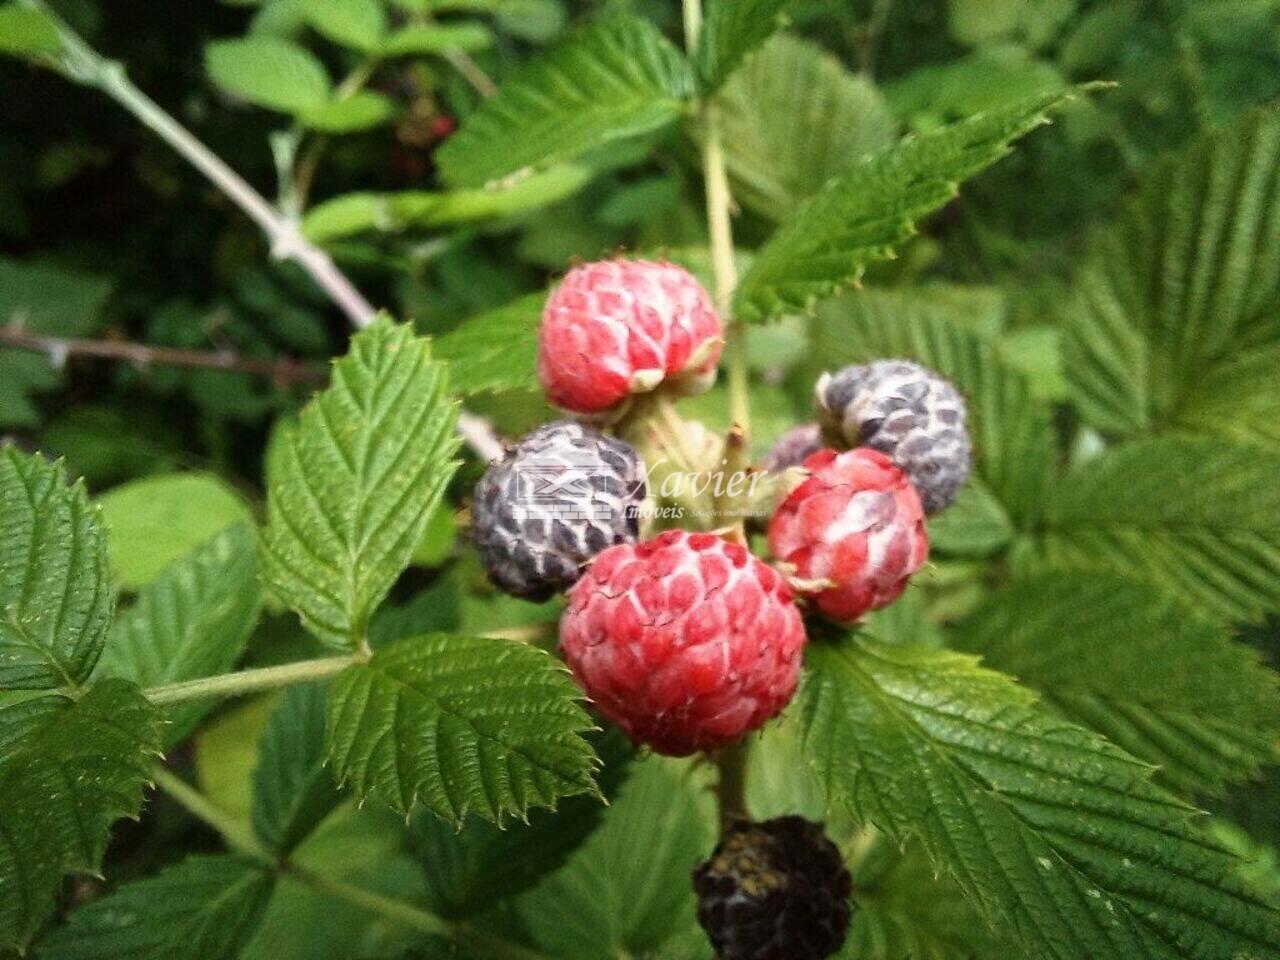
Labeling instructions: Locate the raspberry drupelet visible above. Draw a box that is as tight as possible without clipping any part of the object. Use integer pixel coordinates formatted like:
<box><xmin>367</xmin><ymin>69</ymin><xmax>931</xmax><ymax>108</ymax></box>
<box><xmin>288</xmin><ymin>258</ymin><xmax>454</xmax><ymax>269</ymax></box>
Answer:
<box><xmin>769</xmin><ymin>448</ymin><xmax>928</xmax><ymax>622</ymax></box>
<box><xmin>559</xmin><ymin>530</ymin><xmax>805</xmax><ymax>756</ymax></box>
<box><xmin>538</xmin><ymin>259</ymin><xmax>722</xmax><ymax>416</ymax></box>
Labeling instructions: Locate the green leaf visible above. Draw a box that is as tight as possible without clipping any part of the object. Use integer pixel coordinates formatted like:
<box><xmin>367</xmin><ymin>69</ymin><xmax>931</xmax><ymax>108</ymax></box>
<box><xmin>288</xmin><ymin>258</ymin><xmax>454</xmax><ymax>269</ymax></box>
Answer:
<box><xmin>861</xmin><ymin>589</ymin><xmax>944</xmax><ymax>650</ymax></box>
<box><xmin>0</xmin><ymin>258</ymin><xmax>112</xmax><ymax>335</ymax></box>
<box><xmin>433</xmin><ymin>293</ymin><xmax>542</xmax><ymax>396</ymax></box>
<box><xmin>303</xmin><ymin>166</ymin><xmax>592</xmax><ymax>242</ymax></box>
<box><xmin>514</xmin><ymin>757</ymin><xmax>714</xmax><ymax>960</ymax></box>
<box><xmin>947</xmin><ymin>0</ymin><xmax>1075</xmax><ymax>49</ymax></box>
<box><xmin>734</xmin><ymin>89</ymin><xmax>1075</xmax><ymax>324</ymax></box>
<box><xmin>40</xmin><ymin>854</ymin><xmax>275</xmax><ymax>960</ymax></box>
<box><xmin>436</xmin><ymin>15</ymin><xmax>694</xmax><ymax>188</ymax></box>
<box><xmin>0</xmin><ymin>680</ymin><xmax>160</xmax><ymax>950</ymax></box>
<box><xmin>1025</xmin><ymin>437</ymin><xmax>1280</xmax><ymax>623</ymax></box>
<box><xmin>956</xmin><ymin>571</ymin><xmax>1280</xmax><ymax>796</ymax></box>
<box><xmin>262</xmin><ymin>319</ymin><xmax>459</xmax><ymax>650</ymax></box>
<box><xmin>1064</xmin><ymin>110</ymin><xmax>1280</xmax><ymax>443</ymax></box>
<box><xmin>252</xmin><ymin>683</ymin><xmax>342</xmax><ymax>856</ymax></box>
<box><xmin>0</xmin><ymin>4</ymin><xmax>59</xmax><ymax>55</ymax></box>
<box><xmin>381</xmin><ymin>22</ymin><xmax>493</xmax><ymax>56</ymax></box>
<box><xmin>97</xmin><ymin>472</ymin><xmax>253</xmax><ymax>590</ymax></box>
<box><xmin>926</xmin><ymin>478</ymin><xmax>1014</xmax><ymax>556</ymax></box>
<box><xmin>301</xmin><ymin>91</ymin><xmax>396</xmax><ymax>133</ymax></box>
<box><xmin>1173</xmin><ymin>344</ymin><xmax>1280</xmax><ymax>451</ymax></box>
<box><xmin>810</xmin><ymin>288</ymin><xmax>1055</xmax><ymax>525</ymax></box>
<box><xmin>0</xmin><ymin>448</ymin><xmax>112</xmax><ymax>691</ymax></box>
<box><xmin>410</xmin><ymin>502</ymin><xmax>456</xmax><ymax>568</ymax></box>
<box><xmin>1210</xmin><ymin>821</ymin><xmax>1280</xmax><ymax>903</ymax></box>
<box><xmin>240</xmin><ymin>808</ymin><xmax>426</xmax><ymax>960</ymax></box>
<box><xmin>799</xmin><ymin>636</ymin><xmax>1280</xmax><ymax>960</ymax></box>
<box><xmin>715</xmin><ymin>36</ymin><xmax>896</xmax><ymax>224</ymax></box>
<box><xmin>206</xmin><ymin>37</ymin><xmax>332</xmax><ymax>115</ymax></box>
<box><xmin>694</xmin><ymin>0</ymin><xmax>792</xmax><ymax>89</ymax></box>
<box><xmin>96</xmin><ymin>523</ymin><xmax>262</xmax><ymax>747</ymax></box>
<box><xmin>0</xmin><ymin>258</ymin><xmax>113</xmax><ymax>428</ymax></box>
<box><xmin>413</xmin><ymin>729</ymin><xmax>632</xmax><ymax>918</ymax></box>
<box><xmin>888</xmin><ymin>47</ymin><xmax>1067</xmax><ymax>126</ymax></box>
<box><xmin>297</xmin><ymin>0</ymin><xmax>386</xmax><ymax>51</ymax></box>
<box><xmin>847</xmin><ymin>840</ymin><xmax>1013</xmax><ymax>960</ymax></box>
<box><xmin>325</xmin><ymin>633</ymin><xmax>598</xmax><ymax>824</ymax></box>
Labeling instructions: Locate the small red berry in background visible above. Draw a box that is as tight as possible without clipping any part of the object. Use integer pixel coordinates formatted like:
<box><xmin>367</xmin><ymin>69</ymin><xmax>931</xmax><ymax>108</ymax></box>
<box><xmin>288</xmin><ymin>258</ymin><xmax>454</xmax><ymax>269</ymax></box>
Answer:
<box><xmin>559</xmin><ymin>530</ymin><xmax>806</xmax><ymax>756</ymax></box>
<box><xmin>537</xmin><ymin>259</ymin><xmax>722</xmax><ymax>416</ymax></box>
<box><xmin>769</xmin><ymin>448</ymin><xmax>929</xmax><ymax>622</ymax></box>
<box><xmin>428</xmin><ymin>114</ymin><xmax>457</xmax><ymax>140</ymax></box>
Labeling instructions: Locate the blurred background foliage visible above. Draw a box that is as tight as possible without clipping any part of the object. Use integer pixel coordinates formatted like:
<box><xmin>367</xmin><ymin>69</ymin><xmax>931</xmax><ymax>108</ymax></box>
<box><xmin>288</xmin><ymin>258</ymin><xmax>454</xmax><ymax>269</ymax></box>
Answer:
<box><xmin>3</xmin><ymin>0</ymin><xmax>1280</xmax><ymax>956</ymax></box>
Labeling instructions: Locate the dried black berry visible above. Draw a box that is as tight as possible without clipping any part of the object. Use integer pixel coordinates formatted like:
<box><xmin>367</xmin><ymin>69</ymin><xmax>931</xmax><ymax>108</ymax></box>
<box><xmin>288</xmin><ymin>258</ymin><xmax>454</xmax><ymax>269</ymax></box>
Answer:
<box><xmin>693</xmin><ymin>816</ymin><xmax>852</xmax><ymax>960</ymax></box>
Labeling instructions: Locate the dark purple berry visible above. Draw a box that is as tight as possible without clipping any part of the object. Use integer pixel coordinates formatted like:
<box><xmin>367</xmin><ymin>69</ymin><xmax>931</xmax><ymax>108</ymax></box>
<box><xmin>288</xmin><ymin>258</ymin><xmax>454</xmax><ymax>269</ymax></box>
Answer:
<box><xmin>472</xmin><ymin>421</ymin><xmax>647</xmax><ymax>601</ymax></box>
<box><xmin>815</xmin><ymin>359</ymin><xmax>971</xmax><ymax>514</ymax></box>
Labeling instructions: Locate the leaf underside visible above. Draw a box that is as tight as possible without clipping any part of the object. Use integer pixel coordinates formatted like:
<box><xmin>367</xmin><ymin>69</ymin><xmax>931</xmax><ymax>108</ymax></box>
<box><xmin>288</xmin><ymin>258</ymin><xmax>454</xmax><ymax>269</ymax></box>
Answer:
<box><xmin>957</xmin><ymin>571</ymin><xmax>1280</xmax><ymax>796</ymax></box>
<box><xmin>695</xmin><ymin>0</ymin><xmax>793</xmax><ymax>90</ymax></box>
<box><xmin>1025</xmin><ymin>436</ymin><xmax>1280</xmax><ymax>623</ymax></box>
<box><xmin>1064</xmin><ymin>109</ymin><xmax>1280</xmax><ymax>445</ymax></box>
<box><xmin>715</xmin><ymin>34</ymin><xmax>897</xmax><ymax>223</ymax></box>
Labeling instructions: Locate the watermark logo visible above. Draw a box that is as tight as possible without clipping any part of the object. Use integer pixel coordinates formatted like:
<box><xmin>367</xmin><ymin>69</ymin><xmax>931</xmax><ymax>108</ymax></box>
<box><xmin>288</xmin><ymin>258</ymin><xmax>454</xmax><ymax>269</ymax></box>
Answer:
<box><xmin>512</xmin><ymin>449</ymin><xmax>619</xmax><ymax>522</ymax></box>
<box><xmin>512</xmin><ymin>450</ymin><xmax>777</xmax><ymax>524</ymax></box>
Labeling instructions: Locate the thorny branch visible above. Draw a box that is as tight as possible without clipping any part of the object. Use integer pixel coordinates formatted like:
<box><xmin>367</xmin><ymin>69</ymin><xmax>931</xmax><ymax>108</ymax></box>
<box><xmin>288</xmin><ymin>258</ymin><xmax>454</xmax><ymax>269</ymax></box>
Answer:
<box><xmin>18</xmin><ymin>0</ymin><xmax>504</xmax><ymax>463</ymax></box>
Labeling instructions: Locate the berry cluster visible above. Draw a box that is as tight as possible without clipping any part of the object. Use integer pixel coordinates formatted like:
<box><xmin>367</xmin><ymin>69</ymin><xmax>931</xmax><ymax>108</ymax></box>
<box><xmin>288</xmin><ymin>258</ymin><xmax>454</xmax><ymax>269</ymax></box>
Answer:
<box><xmin>470</xmin><ymin>257</ymin><xmax>971</xmax><ymax>958</ymax></box>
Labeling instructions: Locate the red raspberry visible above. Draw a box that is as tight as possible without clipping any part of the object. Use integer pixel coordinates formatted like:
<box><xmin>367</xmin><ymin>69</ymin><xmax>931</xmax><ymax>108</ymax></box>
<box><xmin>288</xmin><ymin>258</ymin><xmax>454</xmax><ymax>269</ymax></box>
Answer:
<box><xmin>537</xmin><ymin>259</ymin><xmax>723</xmax><ymax>415</ymax></box>
<box><xmin>560</xmin><ymin>530</ymin><xmax>806</xmax><ymax>756</ymax></box>
<box><xmin>768</xmin><ymin>448</ymin><xmax>928</xmax><ymax>622</ymax></box>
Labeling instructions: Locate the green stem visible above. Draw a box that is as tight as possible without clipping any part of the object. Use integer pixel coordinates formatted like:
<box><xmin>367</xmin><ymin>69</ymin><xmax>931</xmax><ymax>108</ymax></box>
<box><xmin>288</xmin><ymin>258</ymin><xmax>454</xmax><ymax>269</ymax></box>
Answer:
<box><xmin>152</xmin><ymin>766</ymin><xmax>267</xmax><ymax>858</ymax></box>
<box><xmin>290</xmin><ymin>867</ymin><xmax>550</xmax><ymax>960</ymax></box>
<box><xmin>713</xmin><ymin>741</ymin><xmax>750</xmax><ymax>831</ymax></box>
<box><xmin>287</xmin><ymin>865</ymin><xmax>452</xmax><ymax>937</ymax></box>
<box><xmin>144</xmin><ymin>654</ymin><xmax>363</xmax><ymax>707</ymax></box>
<box><xmin>683</xmin><ymin>0</ymin><xmax>754</xmax><ymax>833</ymax></box>
<box><xmin>22</xmin><ymin>0</ymin><xmax>376</xmax><ymax>328</ymax></box>
<box><xmin>682</xmin><ymin>0</ymin><xmax>750</xmax><ymax>528</ymax></box>
<box><xmin>288</xmin><ymin>60</ymin><xmax>380</xmax><ymax>214</ymax></box>
<box><xmin>20</xmin><ymin>0</ymin><xmax>507</xmax><ymax>463</ymax></box>
<box><xmin>154</xmin><ymin>769</ymin><xmax>549</xmax><ymax>960</ymax></box>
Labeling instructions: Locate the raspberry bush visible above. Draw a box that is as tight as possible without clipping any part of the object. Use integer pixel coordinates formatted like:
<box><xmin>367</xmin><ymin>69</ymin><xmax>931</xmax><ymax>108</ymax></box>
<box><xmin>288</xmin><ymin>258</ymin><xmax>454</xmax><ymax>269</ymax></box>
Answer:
<box><xmin>2</xmin><ymin>3</ymin><xmax>1280</xmax><ymax>960</ymax></box>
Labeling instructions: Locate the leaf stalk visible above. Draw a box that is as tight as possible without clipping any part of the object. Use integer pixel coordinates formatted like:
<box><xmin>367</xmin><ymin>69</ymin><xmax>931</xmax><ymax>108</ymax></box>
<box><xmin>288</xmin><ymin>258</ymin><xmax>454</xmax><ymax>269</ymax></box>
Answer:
<box><xmin>144</xmin><ymin>654</ymin><xmax>364</xmax><ymax>706</ymax></box>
